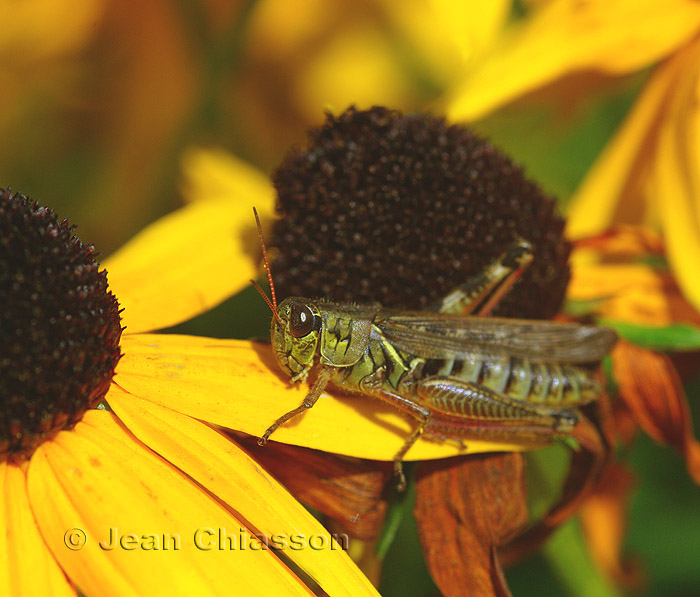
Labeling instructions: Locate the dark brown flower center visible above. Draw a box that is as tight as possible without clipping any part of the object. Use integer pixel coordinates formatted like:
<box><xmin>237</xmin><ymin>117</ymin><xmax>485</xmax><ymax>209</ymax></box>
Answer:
<box><xmin>0</xmin><ymin>189</ymin><xmax>122</xmax><ymax>458</ymax></box>
<box><xmin>271</xmin><ymin>106</ymin><xmax>570</xmax><ymax>318</ymax></box>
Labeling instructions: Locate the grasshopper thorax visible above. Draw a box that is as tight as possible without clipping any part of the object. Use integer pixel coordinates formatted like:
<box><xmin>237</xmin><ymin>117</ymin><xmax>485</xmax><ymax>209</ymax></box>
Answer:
<box><xmin>271</xmin><ymin>297</ymin><xmax>323</xmax><ymax>380</ymax></box>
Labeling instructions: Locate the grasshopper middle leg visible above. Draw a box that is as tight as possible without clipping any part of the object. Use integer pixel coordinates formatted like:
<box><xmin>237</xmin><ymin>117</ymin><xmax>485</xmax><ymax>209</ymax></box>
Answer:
<box><xmin>358</xmin><ymin>384</ymin><xmax>433</xmax><ymax>491</ymax></box>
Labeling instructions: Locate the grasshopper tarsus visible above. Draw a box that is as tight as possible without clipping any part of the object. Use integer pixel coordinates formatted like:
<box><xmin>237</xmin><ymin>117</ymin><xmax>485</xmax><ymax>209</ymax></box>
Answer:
<box><xmin>258</xmin><ymin>425</ymin><xmax>277</xmax><ymax>445</ymax></box>
<box><xmin>393</xmin><ymin>461</ymin><xmax>407</xmax><ymax>493</ymax></box>
<box><xmin>259</xmin><ymin>421</ymin><xmax>281</xmax><ymax>445</ymax></box>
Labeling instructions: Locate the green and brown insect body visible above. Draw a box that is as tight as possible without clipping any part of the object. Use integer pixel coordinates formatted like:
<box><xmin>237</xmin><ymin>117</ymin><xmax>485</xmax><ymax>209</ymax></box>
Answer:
<box><xmin>252</xmin><ymin>215</ymin><xmax>618</xmax><ymax>490</ymax></box>
<box><xmin>264</xmin><ymin>295</ymin><xmax>612</xmax><ymax>487</ymax></box>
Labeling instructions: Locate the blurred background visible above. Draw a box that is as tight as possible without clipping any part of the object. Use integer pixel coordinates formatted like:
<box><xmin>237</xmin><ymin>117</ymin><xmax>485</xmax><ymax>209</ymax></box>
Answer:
<box><xmin>3</xmin><ymin>0</ymin><xmax>637</xmax><ymax>254</ymax></box>
<box><xmin>3</xmin><ymin>1</ymin><xmax>699</xmax><ymax>595</ymax></box>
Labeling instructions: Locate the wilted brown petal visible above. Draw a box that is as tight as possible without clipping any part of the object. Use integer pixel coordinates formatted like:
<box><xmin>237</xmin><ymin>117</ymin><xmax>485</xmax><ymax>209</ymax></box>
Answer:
<box><xmin>612</xmin><ymin>339</ymin><xmax>700</xmax><ymax>484</ymax></box>
<box><xmin>579</xmin><ymin>462</ymin><xmax>645</xmax><ymax>589</ymax></box>
<box><xmin>611</xmin><ymin>402</ymin><xmax>640</xmax><ymax>447</ymax></box>
<box><xmin>414</xmin><ymin>453</ymin><xmax>528</xmax><ymax>597</ymax></box>
<box><xmin>235</xmin><ymin>434</ymin><xmax>391</xmax><ymax>539</ymax></box>
<box><xmin>500</xmin><ymin>405</ymin><xmax>611</xmax><ymax>565</ymax></box>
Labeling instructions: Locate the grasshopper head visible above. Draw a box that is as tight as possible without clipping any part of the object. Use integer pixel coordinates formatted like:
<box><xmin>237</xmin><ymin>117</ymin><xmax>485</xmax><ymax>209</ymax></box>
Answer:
<box><xmin>271</xmin><ymin>297</ymin><xmax>323</xmax><ymax>379</ymax></box>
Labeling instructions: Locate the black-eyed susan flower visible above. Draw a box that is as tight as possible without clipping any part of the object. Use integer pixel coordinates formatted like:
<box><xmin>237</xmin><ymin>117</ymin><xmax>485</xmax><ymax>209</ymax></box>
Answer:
<box><xmin>154</xmin><ymin>144</ymin><xmax>518</xmax><ymax>465</ymax></box>
<box><xmin>1</xmin><ymin>187</ymin><xmax>380</xmax><ymax>596</ymax></box>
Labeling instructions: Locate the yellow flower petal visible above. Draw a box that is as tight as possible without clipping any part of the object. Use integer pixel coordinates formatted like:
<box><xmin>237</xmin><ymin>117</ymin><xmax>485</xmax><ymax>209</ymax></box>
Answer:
<box><xmin>103</xmin><ymin>150</ymin><xmax>274</xmax><ymax>334</ymax></box>
<box><xmin>179</xmin><ymin>147</ymin><xmax>275</xmax><ymax>206</ymax></box>
<box><xmin>107</xmin><ymin>388</ymin><xmax>380</xmax><ymax>596</ymax></box>
<box><xmin>570</xmin><ymin>227</ymin><xmax>664</xmax><ymax>257</ymax></box>
<box><xmin>566</xmin><ymin>46</ymin><xmax>682</xmax><ymax>238</ymax></box>
<box><xmin>27</xmin><ymin>411</ymin><xmax>312</xmax><ymax>596</ymax></box>
<box><xmin>298</xmin><ymin>27</ymin><xmax>416</xmax><ymax>118</ymax></box>
<box><xmin>1</xmin><ymin>462</ymin><xmax>76</xmax><ymax>596</ymax></box>
<box><xmin>446</xmin><ymin>0</ymin><xmax>700</xmax><ymax>121</ymax></box>
<box><xmin>423</xmin><ymin>0</ymin><xmax>510</xmax><ymax>62</ymax></box>
<box><xmin>378</xmin><ymin>0</ymin><xmax>511</xmax><ymax>78</ymax></box>
<box><xmin>569</xmin><ymin>262</ymin><xmax>660</xmax><ymax>300</ymax></box>
<box><xmin>569</xmin><ymin>263</ymin><xmax>682</xmax><ymax>325</ymax></box>
<box><xmin>654</xmin><ymin>39</ymin><xmax>700</xmax><ymax>312</ymax></box>
<box><xmin>569</xmin><ymin>229</ymin><xmax>700</xmax><ymax>326</ymax></box>
<box><xmin>110</xmin><ymin>334</ymin><xmax>523</xmax><ymax>461</ymax></box>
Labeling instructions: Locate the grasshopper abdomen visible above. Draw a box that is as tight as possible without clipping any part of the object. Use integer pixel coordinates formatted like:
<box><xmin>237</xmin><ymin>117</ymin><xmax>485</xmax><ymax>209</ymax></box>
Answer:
<box><xmin>421</xmin><ymin>355</ymin><xmax>600</xmax><ymax>406</ymax></box>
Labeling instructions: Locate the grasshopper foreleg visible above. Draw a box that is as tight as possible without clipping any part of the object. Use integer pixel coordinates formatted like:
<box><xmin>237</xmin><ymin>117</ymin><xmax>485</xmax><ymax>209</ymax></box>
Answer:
<box><xmin>259</xmin><ymin>367</ymin><xmax>333</xmax><ymax>445</ymax></box>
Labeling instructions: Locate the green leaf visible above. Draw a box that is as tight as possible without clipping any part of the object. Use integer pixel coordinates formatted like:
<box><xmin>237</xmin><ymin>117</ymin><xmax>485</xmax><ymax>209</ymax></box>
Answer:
<box><xmin>377</xmin><ymin>468</ymin><xmax>415</xmax><ymax>560</ymax></box>
<box><xmin>599</xmin><ymin>320</ymin><xmax>700</xmax><ymax>351</ymax></box>
<box><xmin>565</xmin><ymin>297</ymin><xmax>610</xmax><ymax>318</ymax></box>
<box><xmin>543</xmin><ymin>518</ymin><xmax>621</xmax><ymax>597</ymax></box>
<box><xmin>602</xmin><ymin>354</ymin><xmax>618</xmax><ymax>396</ymax></box>
<box><xmin>377</xmin><ymin>496</ymin><xmax>407</xmax><ymax>560</ymax></box>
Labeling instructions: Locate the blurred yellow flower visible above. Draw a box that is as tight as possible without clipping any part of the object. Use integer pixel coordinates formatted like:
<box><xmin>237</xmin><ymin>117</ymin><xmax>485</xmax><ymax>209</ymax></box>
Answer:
<box><xmin>239</xmin><ymin>0</ymin><xmax>511</xmax><ymax>160</ymax></box>
<box><xmin>0</xmin><ymin>0</ymin><xmax>102</xmax><ymax>65</ymax></box>
<box><xmin>442</xmin><ymin>0</ymin><xmax>700</xmax><ymax>312</ymax></box>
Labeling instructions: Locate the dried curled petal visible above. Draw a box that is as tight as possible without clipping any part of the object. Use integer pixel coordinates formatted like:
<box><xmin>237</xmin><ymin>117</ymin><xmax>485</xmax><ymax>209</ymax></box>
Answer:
<box><xmin>612</xmin><ymin>339</ymin><xmax>700</xmax><ymax>484</ymax></box>
<box><xmin>414</xmin><ymin>453</ymin><xmax>527</xmax><ymax>597</ymax></box>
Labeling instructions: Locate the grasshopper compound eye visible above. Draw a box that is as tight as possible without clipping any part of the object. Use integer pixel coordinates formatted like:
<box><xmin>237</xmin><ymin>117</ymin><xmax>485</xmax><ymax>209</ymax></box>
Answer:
<box><xmin>289</xmin><ymin>302</ymin><xmax>318</xmax><ymax>337</ymax></box>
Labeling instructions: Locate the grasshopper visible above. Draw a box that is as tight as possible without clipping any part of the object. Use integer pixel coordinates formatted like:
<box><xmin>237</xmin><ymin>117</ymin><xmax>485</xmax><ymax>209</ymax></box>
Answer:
<box><xmin>253</xmin><ymin>210</ymin><xmax>617</xmax><ymax>490</ymax></box>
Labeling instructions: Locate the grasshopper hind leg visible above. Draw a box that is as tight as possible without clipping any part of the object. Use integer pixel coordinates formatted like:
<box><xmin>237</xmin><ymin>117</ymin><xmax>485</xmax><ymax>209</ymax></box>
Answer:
<box><xmin>361</xmin><ymin>376</ymin><xmax>579</xmax><ymax>491</ymax></box>
<box><xmin>429</xmin><ymin>237</ymin><xmax>533</xmax><ymax>316</ymax></box>
<box><xmin>416</xmin><ymin>376</ymin><xmax>580</xmax><ymax>444</ymax></box>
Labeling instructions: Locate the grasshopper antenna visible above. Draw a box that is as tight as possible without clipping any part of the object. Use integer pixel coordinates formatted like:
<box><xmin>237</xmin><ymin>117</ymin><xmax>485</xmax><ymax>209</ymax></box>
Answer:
<box><xmin>252</xmin><ymin>207</ymin><xmax>281</xmax><ymax>323</ymax></box>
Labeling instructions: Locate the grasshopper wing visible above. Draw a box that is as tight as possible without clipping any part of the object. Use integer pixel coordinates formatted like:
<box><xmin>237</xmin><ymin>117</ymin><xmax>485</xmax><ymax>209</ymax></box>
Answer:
<box><xmin>376</xmin><ymin>311</ymin><xmax>617</xmax><ymax>364</ymax></box>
